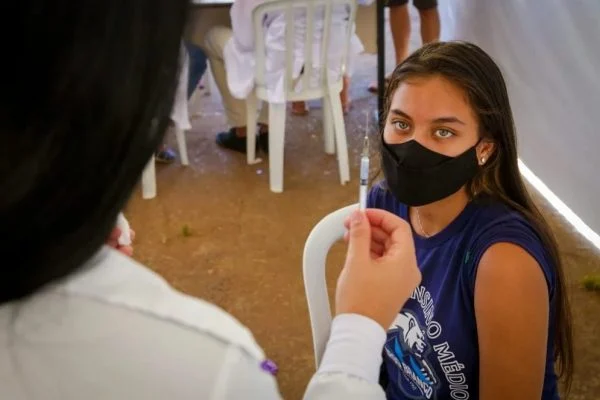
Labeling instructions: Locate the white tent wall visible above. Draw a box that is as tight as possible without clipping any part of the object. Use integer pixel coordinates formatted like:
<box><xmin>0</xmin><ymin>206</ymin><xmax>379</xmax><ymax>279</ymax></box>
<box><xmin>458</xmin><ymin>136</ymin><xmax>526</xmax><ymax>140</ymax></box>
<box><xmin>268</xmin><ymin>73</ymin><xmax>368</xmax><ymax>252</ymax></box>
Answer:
<box><xmin>438</xmin><ymin>0</ymin><xmax>600</xmax><ymax>235</ymax></box>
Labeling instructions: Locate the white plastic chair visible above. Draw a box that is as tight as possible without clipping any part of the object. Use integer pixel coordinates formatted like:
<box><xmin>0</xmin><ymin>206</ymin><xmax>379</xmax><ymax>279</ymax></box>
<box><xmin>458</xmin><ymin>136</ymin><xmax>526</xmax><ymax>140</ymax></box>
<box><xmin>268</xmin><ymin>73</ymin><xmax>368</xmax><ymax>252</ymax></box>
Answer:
<box><xmin>302</xmin><ymin>203</ymin><xmax>358</xmax><ymax>368</ymax></box>
<box><xmin>247</xmin><ymin>0</ymin><xmax>358</xmax><ymax>193</ymax></box>
<box><xmin>141</xmin><ymin>46</ymin><xmax>191</xmax><ymax>200</ymax></box>
<box><xmin>201</xmin><ymin>66</ymin><xmax>214</xmax><ymax>97</ymax></box>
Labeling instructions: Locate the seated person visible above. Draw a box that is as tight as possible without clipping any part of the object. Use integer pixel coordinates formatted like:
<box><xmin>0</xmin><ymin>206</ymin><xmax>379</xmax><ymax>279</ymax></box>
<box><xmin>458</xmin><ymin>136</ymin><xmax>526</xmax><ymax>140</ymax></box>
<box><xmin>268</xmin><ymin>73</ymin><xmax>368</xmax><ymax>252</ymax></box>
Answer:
<box><xmin>370</xmin><ymin>41</ymin><xmax>573</xmax><ymax>399</ymax></box>
<box><xmin>292</xmin><ymin>1</ymin><xmax>375</xmax><ymax>116</ymax></box>
<box><xmin>156</xmin><ymin>40</ymin><xmax>207</xmax><ymax>163</ymax></box>
<box><xmin>203</xmin><ymin>0</ymin><xmax>370</xmax><ymax>154</ymax></box>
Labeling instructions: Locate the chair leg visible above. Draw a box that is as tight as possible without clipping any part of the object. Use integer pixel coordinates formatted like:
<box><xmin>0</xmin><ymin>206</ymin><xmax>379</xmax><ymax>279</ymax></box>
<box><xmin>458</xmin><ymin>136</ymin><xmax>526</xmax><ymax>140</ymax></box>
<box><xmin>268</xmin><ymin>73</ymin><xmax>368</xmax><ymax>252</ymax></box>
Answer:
<box><xmin>188</xmin><ymin>87</ymin><xmax>203</xmax><ymax>119</ymax></box>
<box><xmin>174</xmin><ymin>126</ymin><xmax>189</xmax><ymax>166</ymax></box>
<box><xmin>327</xmin><ymin>90</ymin><xmax>350</xmax><ymax>185</ymax></box>
<box><xmin>322</xmin><ymin>96</ymin><xmax>335</xmax><ymax>155</ymax></box>
<box><xmin>141</xmin><ymin>156</ymin><xmax>157</xmax><ymax>199</ymax></box>
<box><xmin>246</xmin><ymin>93</ymin><xmax>262</xmax><ymax>165</ymax></box>
<box><xmin>268</xmin><ymin>102</ymin><xmax>287</xmax><ymax>193</ymax></box>
<box><xmin>203</xmin><ymin>68</ymin><xmax>213</xmax><ymax>96</ymax></box>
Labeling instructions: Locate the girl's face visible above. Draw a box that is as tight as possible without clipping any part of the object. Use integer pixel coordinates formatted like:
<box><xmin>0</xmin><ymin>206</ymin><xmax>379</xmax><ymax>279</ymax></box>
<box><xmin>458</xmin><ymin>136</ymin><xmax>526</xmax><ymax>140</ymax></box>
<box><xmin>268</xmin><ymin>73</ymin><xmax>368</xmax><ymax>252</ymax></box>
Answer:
<box><xmin>383</xmin><ymin>75</ymin><xmax>494</xmax><ymax>160</ymax></box>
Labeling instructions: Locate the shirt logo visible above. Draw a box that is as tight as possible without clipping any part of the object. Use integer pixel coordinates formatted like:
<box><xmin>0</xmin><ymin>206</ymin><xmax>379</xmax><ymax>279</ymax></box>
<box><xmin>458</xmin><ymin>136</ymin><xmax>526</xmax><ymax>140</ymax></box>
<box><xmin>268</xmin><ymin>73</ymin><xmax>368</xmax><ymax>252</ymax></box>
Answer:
<box><xmin>385</xmin><ymin>311</ymin><xmax>439</xmax><ymax>399</ymax></box>
<box><xmin>383</xmin><ymin>285</ymin><xmax>471</xmax><ymax>399</ymax></box>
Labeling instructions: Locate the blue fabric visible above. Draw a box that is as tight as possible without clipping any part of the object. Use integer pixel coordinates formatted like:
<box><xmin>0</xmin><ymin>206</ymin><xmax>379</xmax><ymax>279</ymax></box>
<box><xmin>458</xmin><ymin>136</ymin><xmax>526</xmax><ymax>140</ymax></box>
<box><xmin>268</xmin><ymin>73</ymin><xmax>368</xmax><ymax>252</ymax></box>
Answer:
<box><xmin>368</xmin><ymin>183</ymin><xmax>559</xmax><ymax>400</ymax></box>
<box><xmin>184</xmin><ymin>41</ymin><xmax>207</xmax><ymax>99</ymax></box>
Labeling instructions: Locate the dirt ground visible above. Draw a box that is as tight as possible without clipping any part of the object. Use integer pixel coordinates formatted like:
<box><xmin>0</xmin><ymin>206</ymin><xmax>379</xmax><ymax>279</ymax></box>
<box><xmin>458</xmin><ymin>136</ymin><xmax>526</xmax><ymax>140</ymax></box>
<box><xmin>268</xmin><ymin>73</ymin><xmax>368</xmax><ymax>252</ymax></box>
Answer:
<box><xmin>124</xmin><ymin>10</ymin><xmax>600</xmax><ymax>400</ymax></box>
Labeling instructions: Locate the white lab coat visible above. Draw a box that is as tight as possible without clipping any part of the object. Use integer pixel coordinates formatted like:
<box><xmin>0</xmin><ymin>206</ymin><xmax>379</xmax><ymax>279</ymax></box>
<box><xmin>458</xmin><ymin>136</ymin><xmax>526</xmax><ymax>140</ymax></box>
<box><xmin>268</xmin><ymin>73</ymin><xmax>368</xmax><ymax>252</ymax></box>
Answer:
<box><xmin>224</xmin><ymin>0</ymin><xmax>374</xmax><ymax>103</ymax></box>
<box><xmin>0</xmin><ymin>247</ymin><xmax>387</xmax><ymax>399</ymax></box>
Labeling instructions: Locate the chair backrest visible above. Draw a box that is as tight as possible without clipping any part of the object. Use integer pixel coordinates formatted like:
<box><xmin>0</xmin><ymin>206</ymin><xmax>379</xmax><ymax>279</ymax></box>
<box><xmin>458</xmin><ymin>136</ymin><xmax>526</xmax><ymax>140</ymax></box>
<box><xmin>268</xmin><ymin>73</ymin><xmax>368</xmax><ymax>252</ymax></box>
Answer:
<box><xmin>302</xmin><ymin>203</ymin><xmax>357</xmax><ymax>369</ymax></box>
<box><xmin>252</xmin><ymin>0</ymin><xmax>358</xmax><ymax>100</ymax></box>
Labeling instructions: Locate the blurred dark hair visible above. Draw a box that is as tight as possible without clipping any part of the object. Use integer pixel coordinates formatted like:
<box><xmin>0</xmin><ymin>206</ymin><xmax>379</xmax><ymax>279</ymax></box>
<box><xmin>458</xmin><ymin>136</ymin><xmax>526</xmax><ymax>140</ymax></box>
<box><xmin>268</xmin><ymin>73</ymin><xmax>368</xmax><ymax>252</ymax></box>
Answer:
<box><xmin>0</xmin><ymin>0</ymin><xmax>190</xmax><ymax>302</ymax></box>
<box><xmin>382</xmin><ymin>41</ymin><xmax>573</xmax><ymax>392</ymax></box>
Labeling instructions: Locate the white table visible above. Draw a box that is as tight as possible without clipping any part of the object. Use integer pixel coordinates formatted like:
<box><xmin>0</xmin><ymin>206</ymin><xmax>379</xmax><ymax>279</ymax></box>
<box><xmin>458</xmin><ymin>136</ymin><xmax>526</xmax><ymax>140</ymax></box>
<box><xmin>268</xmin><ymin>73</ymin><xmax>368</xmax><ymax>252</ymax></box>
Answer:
<box><xmin>192</xmin><ymin>0</ymin><xmax>233</xmax><ymax>7</ymax></box>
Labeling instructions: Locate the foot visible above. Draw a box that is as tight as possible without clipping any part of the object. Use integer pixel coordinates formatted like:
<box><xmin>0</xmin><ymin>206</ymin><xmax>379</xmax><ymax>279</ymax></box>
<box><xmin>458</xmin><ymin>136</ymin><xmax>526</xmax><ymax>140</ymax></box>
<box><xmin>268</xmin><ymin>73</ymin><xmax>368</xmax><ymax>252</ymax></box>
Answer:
<box><xmin>367</xmin><ymin>76</ymin><xmax>391</xmax><ymax>94</ymax></box>
<box><xmin>216</xmin><ymin>127</ymin><xmax>248</xmax><ymax>154</ymax></box>
<box><xmin>155</xmin><ymin>146</ymin><xmax>177</xmax><ymax>163</ymax></box>
<box><xmin>215</xmin><ymin>127</ymin><xmax>269</xmax><ymax>154</ymax></box>
<box><xmin>291</xmin><ymin>101</ymin><xmax>309</xmax><ymax>116</ymax></box>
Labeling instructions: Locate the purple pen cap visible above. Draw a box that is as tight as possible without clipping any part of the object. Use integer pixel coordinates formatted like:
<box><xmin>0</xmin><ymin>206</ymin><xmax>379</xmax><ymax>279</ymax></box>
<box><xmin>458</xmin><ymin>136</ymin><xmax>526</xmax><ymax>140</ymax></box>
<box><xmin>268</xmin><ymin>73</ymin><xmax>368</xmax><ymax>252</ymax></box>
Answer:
<box><xmin>261</xmin><ymin>359</ymin><xmax>279</xmax><ymax>375</ymax></box>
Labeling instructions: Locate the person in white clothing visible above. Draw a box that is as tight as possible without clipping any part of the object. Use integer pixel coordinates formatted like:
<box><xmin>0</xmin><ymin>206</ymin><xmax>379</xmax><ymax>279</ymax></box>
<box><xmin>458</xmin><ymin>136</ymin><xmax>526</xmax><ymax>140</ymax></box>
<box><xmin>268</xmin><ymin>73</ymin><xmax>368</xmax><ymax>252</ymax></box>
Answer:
<box><xmin>292</xmin><ymin>0</ymin><xmax>376</xmax><ymax>116</ymax></box>
<box><xmin>203</xmin><ymin>0</ymin><xmax>373</xmax><ymax>154</ymax></box>
<box><xmin>0</xmin><ymin>1</ymin><xmax>421</xmax><ymax>398</ymax></box>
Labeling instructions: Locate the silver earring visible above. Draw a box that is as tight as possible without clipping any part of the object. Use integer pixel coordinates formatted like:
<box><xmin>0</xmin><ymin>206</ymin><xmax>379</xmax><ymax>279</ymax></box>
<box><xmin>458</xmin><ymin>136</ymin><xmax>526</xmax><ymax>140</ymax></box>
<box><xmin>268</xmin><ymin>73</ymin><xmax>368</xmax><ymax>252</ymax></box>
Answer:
<box><xmin>481</xmin><ymin>157</ymin><xmax>486</xmax><ymax>164</ymax></box>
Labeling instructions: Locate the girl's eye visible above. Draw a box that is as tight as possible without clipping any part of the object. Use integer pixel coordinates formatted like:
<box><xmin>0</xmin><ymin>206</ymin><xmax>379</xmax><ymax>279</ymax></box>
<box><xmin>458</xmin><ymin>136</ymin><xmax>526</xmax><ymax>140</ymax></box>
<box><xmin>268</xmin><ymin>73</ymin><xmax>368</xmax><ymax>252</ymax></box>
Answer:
<box><xmin>393</xmin><ymin>121</ymin><xmax>410</xmax><ymax>131</ymax></box>
<box><xmin>434</xmin><ymin>129</ymin><xmax>454</xmax><ymax>139</ymax></box>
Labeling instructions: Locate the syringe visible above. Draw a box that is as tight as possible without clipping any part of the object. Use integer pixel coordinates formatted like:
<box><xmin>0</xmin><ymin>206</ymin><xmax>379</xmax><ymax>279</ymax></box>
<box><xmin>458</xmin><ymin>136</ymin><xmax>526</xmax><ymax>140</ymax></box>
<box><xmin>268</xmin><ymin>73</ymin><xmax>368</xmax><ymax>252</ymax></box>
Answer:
<box><xmin>359</xmin><ymin>113</ymin><xmax>370</xmax><ymax>210</ymax></box>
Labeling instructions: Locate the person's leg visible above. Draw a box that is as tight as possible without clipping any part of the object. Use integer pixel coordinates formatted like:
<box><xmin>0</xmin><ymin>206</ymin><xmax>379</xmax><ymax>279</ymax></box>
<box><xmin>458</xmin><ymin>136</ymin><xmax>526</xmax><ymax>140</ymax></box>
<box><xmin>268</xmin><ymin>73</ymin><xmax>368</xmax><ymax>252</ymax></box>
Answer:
<box><xmin>389</xmin><ymin>2</ymin><xmax>411</xmax><ymax>65</ymax></box>
<box><xmin>291</xmin><ymin>101</ymin><xmax>309</xmax><ymax>116</ymax></box>
<box><xmin>415</xmin><ymin>0</ymin><xmax>440</xmax><ymax>44</ymax></box>
<box><xmin>368</xmin><ymin>0</ymin><xmax>410</xmax><ymax>93</ymax></box>
<box><xmin>290</xmin><ymin>66</ymin><xmax>309</xmax><ymax>116</ymax></box>
<box><xmin>257</xmin><ymin>104</ymin><xmax>269</xmax><ymax>153</ymax></box>
<box><xmin>203</xmin><ymin>26</ymin><xmax>252</xmax><ymax>153</ymax></box>
<box><xmin>184</xmin><ymin>41</ymin><xmax>207</xmax><ymax>99</ymax></box>
<box><xmin>340</xmin><ymin>75</ymin><xmax>351</xmax><ymax>114</ymax></box>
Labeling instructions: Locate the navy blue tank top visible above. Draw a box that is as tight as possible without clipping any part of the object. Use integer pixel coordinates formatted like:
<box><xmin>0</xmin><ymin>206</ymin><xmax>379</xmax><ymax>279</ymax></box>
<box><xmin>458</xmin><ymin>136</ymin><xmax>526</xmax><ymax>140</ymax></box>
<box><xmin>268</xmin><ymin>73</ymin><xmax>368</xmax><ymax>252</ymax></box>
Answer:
<box><xmin>368</xmin><ymin>184</ymin><xmax>559</xmax><ymax>400</ymax></box>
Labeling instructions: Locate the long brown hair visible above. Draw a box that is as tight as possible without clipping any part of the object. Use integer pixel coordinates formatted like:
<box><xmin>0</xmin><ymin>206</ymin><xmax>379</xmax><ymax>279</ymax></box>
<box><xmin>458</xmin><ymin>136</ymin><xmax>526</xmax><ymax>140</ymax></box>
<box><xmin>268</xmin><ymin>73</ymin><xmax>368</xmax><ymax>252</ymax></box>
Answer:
<box><xmin>382</xmin><ymin>41</ymin><xmax>573</xmax><ymax>391</ymax></box>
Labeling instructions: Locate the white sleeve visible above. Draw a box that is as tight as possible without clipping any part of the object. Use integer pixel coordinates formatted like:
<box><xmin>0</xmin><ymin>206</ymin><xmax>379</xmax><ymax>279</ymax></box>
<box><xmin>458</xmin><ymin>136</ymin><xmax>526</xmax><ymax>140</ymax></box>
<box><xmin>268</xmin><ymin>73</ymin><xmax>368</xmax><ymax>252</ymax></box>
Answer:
<box><xmin>303</xmin><ymin>314</ymin><xmax>387</xmax><ymax>399</ymax></box>
<box><xmin>223</xmin><ymin>314</ymin><xmax>387</xmax><ymax>399</ymax></box>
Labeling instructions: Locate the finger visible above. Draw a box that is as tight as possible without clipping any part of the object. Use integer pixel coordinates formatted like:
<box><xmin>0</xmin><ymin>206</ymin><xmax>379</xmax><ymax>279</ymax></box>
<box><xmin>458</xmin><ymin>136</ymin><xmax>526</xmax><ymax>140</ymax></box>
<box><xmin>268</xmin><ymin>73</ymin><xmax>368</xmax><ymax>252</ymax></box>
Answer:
<box><xmin>346</xmin><ymin>210</ymin><xmax>371</xmax><ymax>265</ymax></box>
<box><xmin>108</xmin><ymin>227</ymin><xmax>122</xmax><ymax>241</ymax></box>
<box><xmin>364</xmin><ymin>209</ymin><xmax>410</xmax><ymax>236</ymax></box>
<box><xmin>370</xmin><ymin>226</ymin><xmax>388</xmax><ymax>246</ymax></box>
<box><xmin>381</xmin><ymin>219</ymin><xmax>414</xmax><ymax>259</ymax></box>
<box><xmin>370</xmin><ymin>241</ymin><xmax>384</xmax><ymax>256</ymax></box>
<box><xmin>345</xmin><ymin>228</ymin><xmax>385</xmax><ymax>254</ymax></box>
<box><xmin>343</xmin><ymin>216</ymin><xmax>351</xmax><ymax>231</ymax></box>
<box><xmin>371</xmin><ymin>250</ymin><xmax>382</xmax><ymax>259</ymax></box>
<box><xmin>106</xmin><ymin>238</ymin><xmax>119</xmax><ymax>249</ymax></box>
<box><xmin>129</xmin><ymin>229</ymin><xmax>136</xmax><ymax>242</ymax></box>
<box><xmin>118</xmin><ymin>245</ymin><xmax>134</xmax><ymax>257</ymax></box>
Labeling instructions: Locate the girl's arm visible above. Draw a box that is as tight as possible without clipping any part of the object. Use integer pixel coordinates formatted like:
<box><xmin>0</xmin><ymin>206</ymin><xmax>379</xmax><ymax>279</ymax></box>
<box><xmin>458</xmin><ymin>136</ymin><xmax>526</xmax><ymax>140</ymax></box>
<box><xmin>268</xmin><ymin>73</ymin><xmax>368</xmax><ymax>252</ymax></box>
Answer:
<box><xmin>475</xmin><ymin>242</ymin><xmax>549</xmax><ymax>399</ymax></box>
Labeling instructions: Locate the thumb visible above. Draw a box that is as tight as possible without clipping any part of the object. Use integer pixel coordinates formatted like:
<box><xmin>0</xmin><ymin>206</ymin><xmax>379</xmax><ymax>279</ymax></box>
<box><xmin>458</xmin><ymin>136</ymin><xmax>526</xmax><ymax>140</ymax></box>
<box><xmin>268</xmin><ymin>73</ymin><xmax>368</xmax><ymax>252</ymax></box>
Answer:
<box><xmin>346</xmin><ymin>210</ymin><xmax>371</xmax><ymax>263</ymax></box>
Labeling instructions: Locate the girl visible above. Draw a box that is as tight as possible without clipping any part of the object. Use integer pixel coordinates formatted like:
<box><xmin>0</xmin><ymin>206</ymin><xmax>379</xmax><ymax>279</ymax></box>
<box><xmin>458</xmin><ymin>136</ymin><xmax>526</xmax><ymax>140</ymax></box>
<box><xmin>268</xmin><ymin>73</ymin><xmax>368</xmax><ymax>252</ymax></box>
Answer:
<box><xmin>369</xmin><ymin>41</ymin><xmax>573</xmax><ymax>399</ymax></box>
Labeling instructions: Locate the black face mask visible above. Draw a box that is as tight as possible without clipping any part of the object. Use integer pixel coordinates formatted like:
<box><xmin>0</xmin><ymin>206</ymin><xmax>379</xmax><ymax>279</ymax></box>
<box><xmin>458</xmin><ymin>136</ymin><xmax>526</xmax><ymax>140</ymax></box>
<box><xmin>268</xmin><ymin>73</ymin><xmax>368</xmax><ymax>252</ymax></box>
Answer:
<box><xmin>381</xmin><ymin>139</ymin><xmax>480</xmax><ymax>207</ymax></box>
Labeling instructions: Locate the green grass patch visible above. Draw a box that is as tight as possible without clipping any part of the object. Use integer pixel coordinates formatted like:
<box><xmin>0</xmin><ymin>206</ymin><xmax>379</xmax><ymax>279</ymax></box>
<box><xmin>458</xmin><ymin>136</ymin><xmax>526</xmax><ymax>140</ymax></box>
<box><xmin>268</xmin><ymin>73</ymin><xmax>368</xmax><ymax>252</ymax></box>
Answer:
<box><xmin>582</xmin><ymin>275</ymin><xmax>600</xmax><ymax>292</ymax></box>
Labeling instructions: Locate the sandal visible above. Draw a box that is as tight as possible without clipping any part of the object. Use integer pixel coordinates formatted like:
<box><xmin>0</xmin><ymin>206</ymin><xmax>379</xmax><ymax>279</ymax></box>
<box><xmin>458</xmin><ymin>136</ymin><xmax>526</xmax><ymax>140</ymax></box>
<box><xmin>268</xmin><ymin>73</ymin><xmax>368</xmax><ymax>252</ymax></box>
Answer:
<box><xmin>155</xmin><ymin>146</ymin><xmax>177</xmax><ymax>164</ymax></box>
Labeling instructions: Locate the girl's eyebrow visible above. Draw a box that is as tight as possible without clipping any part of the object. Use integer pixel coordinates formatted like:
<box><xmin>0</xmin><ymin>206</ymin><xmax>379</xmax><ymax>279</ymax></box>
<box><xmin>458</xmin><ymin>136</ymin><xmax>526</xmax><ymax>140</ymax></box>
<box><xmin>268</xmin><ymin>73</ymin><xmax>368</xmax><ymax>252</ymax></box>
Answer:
<box><xmin>390</xmin><ymin>109</ymin><xmax>465</xmax><ymax>125</ymax></box>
